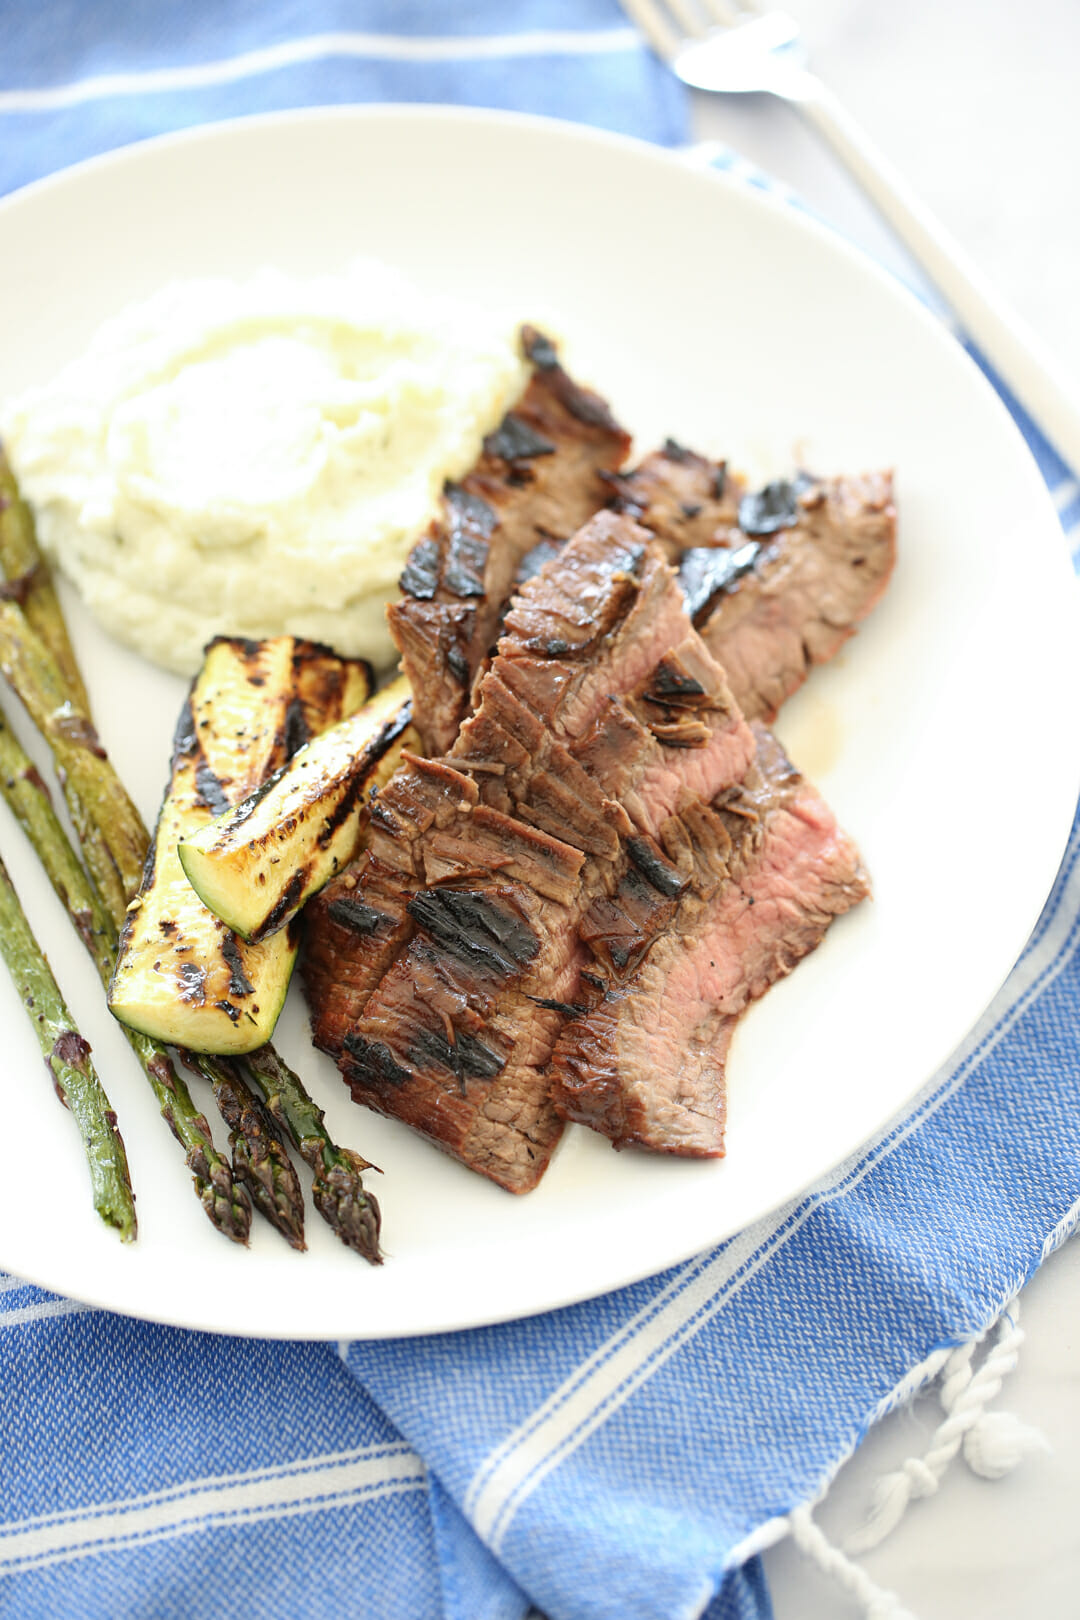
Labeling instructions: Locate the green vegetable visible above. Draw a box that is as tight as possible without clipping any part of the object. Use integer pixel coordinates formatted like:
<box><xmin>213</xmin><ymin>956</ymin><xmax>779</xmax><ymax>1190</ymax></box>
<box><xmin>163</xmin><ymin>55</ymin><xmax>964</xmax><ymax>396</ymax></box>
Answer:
<box><xmin>110</xmin><ymin>637</ymin><xmax>373</xmax><ymax>1054</ymax></box>
<box><xmin>243</xmin><ymin>1044</ymin><xmax>382</xmax><ymax>1265</ymax></box>
<box><xmin>180</xmin><ymin>675</ymin><xmax>416</xmax><ymax>942</ymax></box>
<box><xmin>0</xmin><ymin>847</ymin><xmax>136</xmax><ymax>1240</ymax></box>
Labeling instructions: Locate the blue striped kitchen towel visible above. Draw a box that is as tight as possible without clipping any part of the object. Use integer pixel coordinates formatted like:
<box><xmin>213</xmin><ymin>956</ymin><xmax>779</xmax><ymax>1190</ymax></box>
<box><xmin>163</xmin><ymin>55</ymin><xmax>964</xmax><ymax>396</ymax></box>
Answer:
<box><xmin>1</xmin><ymin>4</ymin><xmax>1079</xmax><ymax>1620</ymax></box>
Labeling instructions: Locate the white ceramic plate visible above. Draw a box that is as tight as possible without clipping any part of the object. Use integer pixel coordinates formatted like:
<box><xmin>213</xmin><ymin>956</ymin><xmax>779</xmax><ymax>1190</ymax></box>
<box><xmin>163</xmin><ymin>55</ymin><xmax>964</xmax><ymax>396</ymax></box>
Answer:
<box><xmin>0</xmin><ymin>106</ymin><xmax>1076</xmax><ymax>1340</ymax></box>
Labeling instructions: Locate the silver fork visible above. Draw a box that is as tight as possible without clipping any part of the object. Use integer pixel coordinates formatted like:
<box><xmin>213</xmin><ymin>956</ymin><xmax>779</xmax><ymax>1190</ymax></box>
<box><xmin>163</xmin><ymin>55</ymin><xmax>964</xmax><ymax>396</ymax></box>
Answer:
<box><xmin>622</xmin><ymin>0</ymin><xmax>1080</xmax><ymax>476</ymax></box>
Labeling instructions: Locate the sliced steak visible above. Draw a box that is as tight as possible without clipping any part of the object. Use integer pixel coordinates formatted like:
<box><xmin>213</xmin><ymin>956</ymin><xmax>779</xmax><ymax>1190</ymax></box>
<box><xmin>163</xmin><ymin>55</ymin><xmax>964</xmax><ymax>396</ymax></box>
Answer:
<box><xmin>496</xmin><ymin>511</ymin><xmax>756</xmax><ymax>832</ymax></box>
<box><xmin>516</xmin><ymin>452</ymin><xmax>895</xmax><ymax>730</ymax></box>
<box><xmin>342</xmin><ymin>881</ymin><xmax>585</xmax><ymax>1194</ymax></box>
<box><xmin>550</xmin><ymin>727</ymin><xmax>869</xmax><ymax>1155</ymax></box>
<box><xmin>302</xmin><ymin>856</ymin><xmax>417</xmax><ymax>1058</ymax></box>
<box><xmin>388</xmin><ymin>327</ymin><xmax>631</xmax><ymax>756</ymax></box>
<box><xmin>600</xmin><ymin>438</ymin><xmax>743</xmax><ymax>555</ymax></box>
<box><xmin>510</xmin><ymin>439</ymin><xmax>741</xmax><ymax>589</ymax></box>
<box><xmin>401</xmin><ymin>432</ymin><xmax>894</xmax><ymax>756</ymax></box>
<box><xmin>686</xmin><ymin>472</ymin><xmax>897</xmax><ymax>721</ymax></box>
<box><xmin>323</xmin><ymin>513</ymin><xmax>755</xmax><ymax>1192</ymax></box>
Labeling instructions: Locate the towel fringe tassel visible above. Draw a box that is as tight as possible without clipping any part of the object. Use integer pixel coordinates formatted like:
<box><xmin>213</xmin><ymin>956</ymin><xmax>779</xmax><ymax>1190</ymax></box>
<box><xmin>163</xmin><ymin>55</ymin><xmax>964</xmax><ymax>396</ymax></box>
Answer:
<box><xmin>784</xmin><ymin>1299</ymin><xmax>1046</xmax><ymax>1618</ymax></box>
<box><xmin>788</xmin><ymin>1503</ymin><xmax>916</xmax><ymax>1620</ymax></box>
<box><xmin>845</xmin><ymin>1299</ymin><xmax>1047</xmax><ymax>1556</ymax></box>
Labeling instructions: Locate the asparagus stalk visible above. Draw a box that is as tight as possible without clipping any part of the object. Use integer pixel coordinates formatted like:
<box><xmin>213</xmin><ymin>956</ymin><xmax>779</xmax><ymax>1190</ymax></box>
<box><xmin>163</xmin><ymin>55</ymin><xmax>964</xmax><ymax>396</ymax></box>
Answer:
<box><xmin>189</xmin><ymin>1053</ymin><xmax>305</xmax><ymax>1250</ymax></box>
<box><xmin>0</xmin><ymin>599</ymin><xmax>147</xmax><ymax>925</ymax></box>
<box><xmin>0</xmin><ymin>848</ymin><xmax>136</xmax><ymax>1239</ymax></box>
<box><xmin>0</xmin><ymin>446</ymin><xmax>90</xmax><ymax>713</ymax></box>
<box><xmin>0</xmin><ymin>707</ymin><xmax>250</xmax><ymax>1243</ymax></box>
<box><xmin>243</xmin><ymin>1044</ymin><xmax>382</xmax><ymax>1265</ymax></box>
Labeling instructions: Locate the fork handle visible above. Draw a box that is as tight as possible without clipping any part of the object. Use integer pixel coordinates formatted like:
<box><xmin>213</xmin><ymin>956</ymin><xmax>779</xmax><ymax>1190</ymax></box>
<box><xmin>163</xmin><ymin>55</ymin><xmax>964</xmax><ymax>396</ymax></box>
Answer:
<box><xmin>794</xmin><ymin>75</ymin><xmax>1080</xmax><ymax>479</ymax></box>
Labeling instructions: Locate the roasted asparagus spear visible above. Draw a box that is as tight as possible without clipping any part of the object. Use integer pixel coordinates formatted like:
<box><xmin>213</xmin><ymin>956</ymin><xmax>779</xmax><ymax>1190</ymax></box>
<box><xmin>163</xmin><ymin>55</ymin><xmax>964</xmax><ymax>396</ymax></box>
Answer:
<box><xmin>0</xmin><ymin>446</ymin><xmax>89</xmax><ymax>712</ymax></box>
<box><xmin>0</xmin><ymin>707</ymin><xmax>250</xmax><ymax>1242</ymax></box>
<box><xmin>0</xmin><ymin>600</ymin><xmax>147</xmax><ymax>927</ymax></box>
<box><xmin>0</xmin><ymin>846</ymin><xmax>136</xmax><ymax>1239</ymax></box>
<box><xmin>190</xmin><ymin>1053</ymin><xmax>305</xmax><ymax>1251</ymax></box>
<box><xmin>243</xmin><ymin>1044</ymin><xmax>382</xmax><ymax>1265</ymax></box>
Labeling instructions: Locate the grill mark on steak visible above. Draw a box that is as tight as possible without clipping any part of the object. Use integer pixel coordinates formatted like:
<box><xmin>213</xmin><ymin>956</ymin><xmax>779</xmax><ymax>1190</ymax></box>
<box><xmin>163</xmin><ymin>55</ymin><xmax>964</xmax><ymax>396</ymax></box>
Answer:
<box><xmin>398</xmin><ymin>535</ymin><xmax>441</xmax><ymax>601</ymax></box>
<box><xmin>321</xmin><ymin>514</ymin><xmax>756</xmax><ymax>1192</ymax></box>
<box><xmin>440</xmin><ymin>486</ymin><xmax>499</xmax><ymax>600</ymax></box>
<box><xmin>325</xmin><ymin>896</ymin><xmax>392</xmax><ymax>935</ymax></box>
<box><xmin>601</xmin><ymin>441</ymin><xmax>742</xmax><ymax>553</ymax></box>
<box><xmin>388</xmin><ymin>327</ymin><xmax>631</xmax><ymax>756</ymax></box>
<box><xmin>302</xmin><ymin>858</ymin><xmax>416</xmax><ymax>1058</ymax></box>
<box><xmin>405</xmin><ymin>887</ymin><xmax>540</xmax><ymax>978</ymax></box>
<box><xmin>550</xmin><ymin>726</ymin><xmax>870</xmax><ymax>1157</ymax></box>
<box><xmin>483</xmin><ymin>412</ymin><xmax>557</xmax><ymax>464</ymax></box>
<box><xmin>694</xmin><ymin>472</ymin><xmax>897</xmax><ymax>721</ymax></box>
<box><xmin>514</xmin><ymin>537</ymin><xmax>564</xmax><ymax>585</ymax></box>
<box><xmin>607</xmin><ymin>454</ymin><xmax>895</xmax><ymax>725</ymax></box>
<box><xmin>678</xmin><ymin>540</ymin><xmax>761</xmax><ymax>622</ymax></box>
<box><xmin>626</xmin><ymin>835</ymin><xmax>689</xmax><ymax>899</ymax></box>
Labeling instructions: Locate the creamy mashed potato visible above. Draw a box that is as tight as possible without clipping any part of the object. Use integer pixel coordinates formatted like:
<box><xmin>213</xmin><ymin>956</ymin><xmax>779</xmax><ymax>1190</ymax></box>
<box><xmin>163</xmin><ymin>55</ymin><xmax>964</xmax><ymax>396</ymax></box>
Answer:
<box><xmin>1</xmin><ymin>262</ymin><xmax>528</xmax><ymax>672</ymax></box>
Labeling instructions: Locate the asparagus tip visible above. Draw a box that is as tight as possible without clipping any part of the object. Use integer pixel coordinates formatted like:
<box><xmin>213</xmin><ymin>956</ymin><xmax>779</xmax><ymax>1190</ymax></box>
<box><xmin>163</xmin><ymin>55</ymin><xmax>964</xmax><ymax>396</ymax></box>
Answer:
<box><xmin>313</xmin><ymin>1149</ymin><xmax>383</xmax><ymax>1265</ymax></box>
<box><xmin>231</xmin><ymin>1137</ymin><xmax>306</xmax><ymax>1252</ymax></box>
<box><xmin>198</xmin><ymin>1169</ymin><xmax>252</xmax><ymax>1245</ymax></box>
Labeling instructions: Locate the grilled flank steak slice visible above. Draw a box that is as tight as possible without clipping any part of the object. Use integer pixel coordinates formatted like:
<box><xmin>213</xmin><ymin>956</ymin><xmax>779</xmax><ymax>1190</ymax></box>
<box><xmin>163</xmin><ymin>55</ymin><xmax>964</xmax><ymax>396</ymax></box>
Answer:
<box><xmin>598</xmin><ymin>438</ymin><xmax>744</xmax><ymax>556</ymax></box>
<box><xmin>386</xmin><ymin>326</ymin><xmax>631</xmax><ymax>757</ymax></box>
<box><xmin>606</xmin><ymin>450</ymin><xmax>896</xmax><ymax>722</ymax></box>
<box><xmin>178</xmin><ymin>675</ymin><xmax>418</xmax><ymax>943</ymax></box>
<box><xmin>550</xmin><ymin>726</ymin><xmax>870</xmax><ymax>1156</ymax></box>
<box><xmin>109</xmin><ymin>637</ymin><xmax>371</xmax><ymax>1054</ymax></box>
<box><xmin>681</xmin><ymin>471</ymin><xmax>897</xmax><ymax>722</ymax></box>
<box><xmin>311</xmin><ymin>513</ymin><xmax>756</xmax><ymax>1192</ymax></box>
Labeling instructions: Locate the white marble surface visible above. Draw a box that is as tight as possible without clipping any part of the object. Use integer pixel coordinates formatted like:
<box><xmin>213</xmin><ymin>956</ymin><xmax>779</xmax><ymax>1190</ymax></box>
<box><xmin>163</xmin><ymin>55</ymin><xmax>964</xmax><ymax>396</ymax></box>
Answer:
<box><xmin>685</xmin><ymin>2</ymin><xmax>1080</xmax><ymax>1613</ymax></box>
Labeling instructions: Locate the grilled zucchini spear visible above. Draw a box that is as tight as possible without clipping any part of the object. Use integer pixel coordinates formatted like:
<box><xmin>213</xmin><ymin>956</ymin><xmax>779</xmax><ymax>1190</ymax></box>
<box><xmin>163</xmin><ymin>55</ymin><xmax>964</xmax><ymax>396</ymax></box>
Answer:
<box><xmin>179</xmin><ymin>675</ymin><xmax>417</xmax><ymax>942</ymax></box>
<box><xmin>109</xmin><ymin>637</ymin><xmax>371</xmax><ymax>1055</ymax></box>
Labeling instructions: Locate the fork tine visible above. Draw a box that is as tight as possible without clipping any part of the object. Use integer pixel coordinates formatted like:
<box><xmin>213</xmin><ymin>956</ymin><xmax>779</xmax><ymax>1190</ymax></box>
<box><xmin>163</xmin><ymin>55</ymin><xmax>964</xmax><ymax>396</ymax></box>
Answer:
<box><xmin>620</xmin><ymin>0</ymin><xmax>684</xmax><ymax>57</ymax></box>
<box><xmin>702</xmin><ymin>0</ymin><xmax>759</xmax><ymax>24</ymax></box>
<box><xmin>661</xmin><ymin>0</ymin><xmax>712</xmax><ymax>37</ymax></box>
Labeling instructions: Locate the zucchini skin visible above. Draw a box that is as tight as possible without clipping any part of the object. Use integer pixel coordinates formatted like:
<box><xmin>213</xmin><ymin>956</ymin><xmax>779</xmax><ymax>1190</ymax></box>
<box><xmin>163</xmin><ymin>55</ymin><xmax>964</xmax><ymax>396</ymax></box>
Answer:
<box><xmin>109</xmin><ymin>638</ymin><xmax>371</xmax><ymax>1054</ymax></box>
<box><xmin>179</xmin><ymin>676</ymin><xmax>418</xmax><ymax>943</ymax></box>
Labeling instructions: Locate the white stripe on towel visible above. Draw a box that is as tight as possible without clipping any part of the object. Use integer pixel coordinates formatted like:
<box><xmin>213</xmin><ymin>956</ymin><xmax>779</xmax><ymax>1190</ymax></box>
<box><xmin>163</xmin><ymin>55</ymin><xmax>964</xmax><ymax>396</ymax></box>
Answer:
<box><xmin>0</xmin><ymin>28</ymin><xmax>640</xmax><ymax>112</ymax></box>
<box><xmin>0</xmin><ymin>1298</ymin><xmax>92</xmax><ymax>1329</ymax></box>
<box><xmin>0</xmin><ymin>1443</ymin><xmax>425</xmax><ymax>1574</ymax></box>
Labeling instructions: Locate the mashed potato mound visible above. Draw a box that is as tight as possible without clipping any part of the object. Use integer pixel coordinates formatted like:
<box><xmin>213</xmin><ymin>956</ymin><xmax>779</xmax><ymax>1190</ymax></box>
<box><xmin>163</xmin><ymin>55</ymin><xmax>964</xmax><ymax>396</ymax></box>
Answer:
<box><xmin>1</xmin><ymin>261</ymin><xmax>528</xmax><ymax>673</ymax></box>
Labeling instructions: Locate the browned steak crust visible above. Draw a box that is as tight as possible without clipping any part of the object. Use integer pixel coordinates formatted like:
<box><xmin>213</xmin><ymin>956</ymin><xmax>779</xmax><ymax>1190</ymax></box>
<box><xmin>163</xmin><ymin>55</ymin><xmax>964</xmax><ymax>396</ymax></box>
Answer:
<box><xmin>687</xmin><ymin>472</ymin><xmax>897</xmax><ymax>721</ymax></box>
<box><xmin>549</xmin><ymin>727</ymin><xmax>870</xmax><ymax>1155</ymax></box>
<box><xmin>387</xmin><ymin>327</ymin><xmax>631</xmax><ymax>757</ymax></box>
<box><xmin>600</xmin><ymin>439</ymin><xmax>744</xmax><ymax>555</ymax></box>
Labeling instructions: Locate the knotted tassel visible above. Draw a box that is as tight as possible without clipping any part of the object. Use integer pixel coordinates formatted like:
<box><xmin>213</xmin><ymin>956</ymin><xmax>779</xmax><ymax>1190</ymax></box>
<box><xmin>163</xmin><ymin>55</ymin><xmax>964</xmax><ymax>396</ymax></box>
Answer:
<box><xmin>788</xmin><ymin>1504</ymin><xmax>917</xmax><ymax>1620</ymax></box>
<box><xmin>846</xmin><ymin>1301</ymin><xmax>1046</xmax><ymax>1555</ymax></box>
